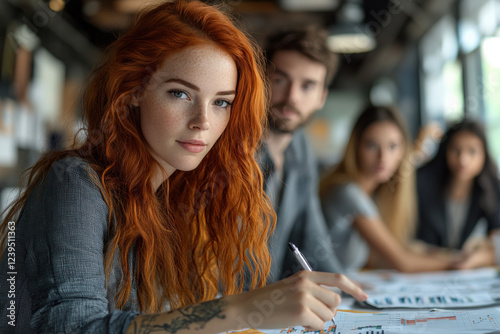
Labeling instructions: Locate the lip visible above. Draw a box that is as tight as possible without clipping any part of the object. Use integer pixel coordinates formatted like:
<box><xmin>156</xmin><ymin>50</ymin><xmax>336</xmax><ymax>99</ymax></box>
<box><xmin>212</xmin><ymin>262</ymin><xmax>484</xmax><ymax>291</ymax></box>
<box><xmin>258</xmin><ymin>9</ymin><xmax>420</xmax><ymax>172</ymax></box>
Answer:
<box><xmin>275</xmin><ymin>106</ymin><xmax>299</xmax><ymax>118</ymax></box>
<box><xmin>177</xmin><ymin>139</ymin><xmax>207</xmax><ymax>153</ymax></box>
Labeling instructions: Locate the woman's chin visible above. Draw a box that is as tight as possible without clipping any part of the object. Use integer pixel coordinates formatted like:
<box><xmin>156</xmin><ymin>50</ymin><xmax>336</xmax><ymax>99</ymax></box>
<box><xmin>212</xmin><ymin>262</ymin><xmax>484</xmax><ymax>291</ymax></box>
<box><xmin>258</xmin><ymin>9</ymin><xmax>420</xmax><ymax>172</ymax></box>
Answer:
<box><xmin>174</xmin><ymin>162</ymin><xmax>203</xmax><ymax>172</ymax></box>
<box><xmin>376</xmin><ymin>173</ymin><xmax>394</xmax><ymax>184</ymax></box>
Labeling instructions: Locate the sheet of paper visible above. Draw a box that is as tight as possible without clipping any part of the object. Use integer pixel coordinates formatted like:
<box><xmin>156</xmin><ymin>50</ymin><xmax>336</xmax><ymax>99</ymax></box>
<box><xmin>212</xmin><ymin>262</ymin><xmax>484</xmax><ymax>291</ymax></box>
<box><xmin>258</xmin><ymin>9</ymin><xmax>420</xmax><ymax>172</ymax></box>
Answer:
<box><xmin>347</xmin><ymin>268</ymin><xmax>499</xmax><ymax>287</ymax></box>
<box><xmin>347</xmin><ymin>268</ymin><xmax>500</xmax><ymax>309</ymax></box>
<box><xmin>364</xmin><ymin>292</ymin><xmax>500</xmax><ymax>309</ymax></box>
<box><xmin>238</xmin><ymin>308</ymin><xmax>500</xmax><ymax>334</ymax></box>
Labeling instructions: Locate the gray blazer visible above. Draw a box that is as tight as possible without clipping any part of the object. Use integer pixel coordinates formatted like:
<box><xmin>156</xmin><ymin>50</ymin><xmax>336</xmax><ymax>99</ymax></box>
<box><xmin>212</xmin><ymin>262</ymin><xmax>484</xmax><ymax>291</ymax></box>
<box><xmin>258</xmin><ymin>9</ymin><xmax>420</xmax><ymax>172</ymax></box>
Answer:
<box><xmin>257</xmin><ymin>131</ymin><xmax>343</xmax><ymax>281</ymax></box>
<box><xmin>0</xmin><ymin>157</ymin><xmax>139</xmax><ymax>333</ymax></box>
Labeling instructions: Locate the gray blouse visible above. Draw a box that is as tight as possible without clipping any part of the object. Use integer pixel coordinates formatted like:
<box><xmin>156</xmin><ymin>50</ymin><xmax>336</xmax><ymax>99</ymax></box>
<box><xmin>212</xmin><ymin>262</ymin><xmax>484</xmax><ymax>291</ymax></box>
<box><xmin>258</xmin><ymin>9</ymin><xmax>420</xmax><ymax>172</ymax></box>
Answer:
<box><xmin>0</xmin><ymin>157</ymin><xmax>139</xmax><ymax>333</ymax></box>
<box><xmin>320</xmin><ymin>182</ymin><xmax>379</xmax><ymax>272</ymax></box>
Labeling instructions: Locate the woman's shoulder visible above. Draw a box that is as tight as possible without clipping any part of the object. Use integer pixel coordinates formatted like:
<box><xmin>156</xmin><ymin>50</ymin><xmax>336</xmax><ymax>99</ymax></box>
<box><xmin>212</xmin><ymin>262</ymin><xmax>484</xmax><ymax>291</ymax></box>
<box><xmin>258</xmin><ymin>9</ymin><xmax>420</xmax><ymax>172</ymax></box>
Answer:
<box><xmin>329</xmin><ymin>181</ymin><xmax>367</xmax><ymax>199</ymax></box>
<box><xmin>48</xmin><ymin>156</ymin><xmax>98</xmax><ymax>181</ymax></box>
<box><xmin>416</xmin><ymin>164</ymin><xmax>442</xmax><ymax>196</ymax></box>
<box><xmin>322</xmin><ymin>181</ymin><xmax>378</xmax><ymax>218</ymax></box>
<box><xmin>40</xmin><ymin>156</ymin><xmax>104</xmax><ymax>194</ymax></box>
<box><xmin>20</xmin><ymin>156</ymin><xmax>110</xmax><ymax>237</ymax></box>
<box><xmin>322</xmin><ymin>181</ymin><xmax>371</xmax><ymax>208</ymax></box>
<box><xmin>30</xmin><ymin>156</ymin><xmax>106</xmax><ymax>210</ymax></box>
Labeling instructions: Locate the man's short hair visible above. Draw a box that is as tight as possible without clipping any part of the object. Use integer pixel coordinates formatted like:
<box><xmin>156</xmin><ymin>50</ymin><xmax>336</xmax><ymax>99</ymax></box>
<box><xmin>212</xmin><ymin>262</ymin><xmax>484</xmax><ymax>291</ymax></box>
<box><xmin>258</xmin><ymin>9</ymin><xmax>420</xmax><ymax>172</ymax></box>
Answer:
<box><xmin>264</xmin><ymin>26</ymin><xmax>339</xmax><ymax>87</ymax></box>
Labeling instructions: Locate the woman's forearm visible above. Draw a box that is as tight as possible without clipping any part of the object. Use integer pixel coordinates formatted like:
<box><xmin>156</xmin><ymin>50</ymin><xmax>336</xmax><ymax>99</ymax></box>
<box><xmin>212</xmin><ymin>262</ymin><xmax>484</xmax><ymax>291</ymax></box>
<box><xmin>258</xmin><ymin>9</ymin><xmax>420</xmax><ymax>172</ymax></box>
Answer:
<box><xmin>354</xmin><ymin>216</ymin><xmax>452</xmax><ymax>273</ymax></box>
<box><xmin>395</xmin><ymin>251</ymin><xmax>452</xmax><ymax>273</ymax></box>
<box><xmin>125</xmin><ymin>271</ymin><xmax>368</xmax><ymax>334</ymax></box>
<box><xmin>126</xmin><ymin>296</ymin><xmax>241</xmax><ymax>334</ymax></box>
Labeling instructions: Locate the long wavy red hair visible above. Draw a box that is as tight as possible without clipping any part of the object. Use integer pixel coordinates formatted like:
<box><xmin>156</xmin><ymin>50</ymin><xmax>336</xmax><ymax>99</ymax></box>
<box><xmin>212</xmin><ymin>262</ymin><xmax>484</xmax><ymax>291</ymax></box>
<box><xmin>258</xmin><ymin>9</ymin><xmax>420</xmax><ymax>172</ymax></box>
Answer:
<box><xmin>0</xmin><ymin>0</ymin><xmax>275</xmax><ymax>313</ymax></box>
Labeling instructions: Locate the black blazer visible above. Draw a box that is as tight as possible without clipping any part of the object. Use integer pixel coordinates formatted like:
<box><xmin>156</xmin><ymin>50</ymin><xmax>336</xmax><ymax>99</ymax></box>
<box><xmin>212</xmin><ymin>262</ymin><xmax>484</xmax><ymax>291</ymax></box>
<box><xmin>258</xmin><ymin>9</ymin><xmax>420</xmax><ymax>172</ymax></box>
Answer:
<box><xmin>416</xmin><ymin>167</ymin><xmax>500</xmax><ymax>249</ymax></box>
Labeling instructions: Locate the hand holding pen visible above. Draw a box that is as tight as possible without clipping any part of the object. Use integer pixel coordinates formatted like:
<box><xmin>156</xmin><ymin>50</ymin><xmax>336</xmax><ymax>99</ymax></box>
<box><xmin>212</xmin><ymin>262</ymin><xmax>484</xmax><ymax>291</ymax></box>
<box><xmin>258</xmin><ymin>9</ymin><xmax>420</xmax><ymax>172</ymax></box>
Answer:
<box><xmin>229</xmin><ymin>245</ymin><xmax>368</xmax><ymax>331</ymax></box>
<box><xmin>288</xmin><ymin>242</ymin><xmax>365</xmax><ymax>328</ymax></box>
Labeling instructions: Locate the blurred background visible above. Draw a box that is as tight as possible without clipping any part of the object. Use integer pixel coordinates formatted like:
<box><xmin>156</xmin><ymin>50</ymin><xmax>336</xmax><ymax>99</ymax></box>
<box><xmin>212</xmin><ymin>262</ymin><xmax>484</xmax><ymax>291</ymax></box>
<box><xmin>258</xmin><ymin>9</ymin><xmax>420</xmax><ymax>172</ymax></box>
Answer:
<box><xmin>1</xmin><ymin>0</ymin><xmax>500</xmax><ymax>209</ymax></box>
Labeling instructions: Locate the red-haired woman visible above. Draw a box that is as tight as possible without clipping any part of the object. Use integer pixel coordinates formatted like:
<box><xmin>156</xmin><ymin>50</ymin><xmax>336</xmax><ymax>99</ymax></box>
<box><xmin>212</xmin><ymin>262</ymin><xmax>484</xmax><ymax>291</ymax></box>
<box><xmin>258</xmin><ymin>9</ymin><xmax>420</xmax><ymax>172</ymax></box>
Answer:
<box><xmin>0</xmin><ymin>1</ymin><xmax>366</xmax><ymax>333</ymax></box>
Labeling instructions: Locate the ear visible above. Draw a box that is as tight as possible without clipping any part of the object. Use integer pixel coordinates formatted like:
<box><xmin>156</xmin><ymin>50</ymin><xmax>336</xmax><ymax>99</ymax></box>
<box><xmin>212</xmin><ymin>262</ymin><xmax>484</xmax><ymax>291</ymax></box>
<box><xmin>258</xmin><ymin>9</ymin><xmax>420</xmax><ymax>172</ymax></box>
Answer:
<box><xmin>318</xmin><ymin>88</ymin><xmax>328</xmax><ymax>110</ymax></box>
<box><xmin>130</xmin><ymin>89</ymin><xmax>142</xmax><ymax>107</ymax></box>
<box><xmin>131</xmin><ymin>95</ymin><xmax>140</xmax><ymax>107</ymax></box>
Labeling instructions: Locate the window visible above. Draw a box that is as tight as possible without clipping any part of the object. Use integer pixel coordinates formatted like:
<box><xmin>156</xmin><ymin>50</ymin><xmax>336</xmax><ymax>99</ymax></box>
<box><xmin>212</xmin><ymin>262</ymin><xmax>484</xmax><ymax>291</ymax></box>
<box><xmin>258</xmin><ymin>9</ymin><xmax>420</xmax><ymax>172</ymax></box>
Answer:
<box><xmin>420</xmin><ymin>15</ymin><xmax>462</xmax><ymax>124</ymax></box>
<box><xmin>482</xmin><ymin>36</ymin><xmax>500</xmax><ymax>164</ymax></box>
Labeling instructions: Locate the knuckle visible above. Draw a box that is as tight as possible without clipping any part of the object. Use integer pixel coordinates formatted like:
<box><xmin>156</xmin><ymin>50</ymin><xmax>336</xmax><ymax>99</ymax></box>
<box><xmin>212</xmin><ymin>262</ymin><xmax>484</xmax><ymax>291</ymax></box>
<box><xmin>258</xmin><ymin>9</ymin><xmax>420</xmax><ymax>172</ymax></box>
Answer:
<box><xmin>296</xmin><ymin>270</ymin><xmax>310</xmax><ymax>279</ymax></box>
<box><xmin>333</xmin><ymin>273</ymin><xmax>346</xmax><ymax>283</ymax></box>
<box><xmin>293</xmin><ymin>275</ymin><xmax>310</xmax><ymax>290</ymax></box>
<box><xmin>332</xmin><ymin>293</ymin><xmax>341</xmax><ymax>305</ymax></box>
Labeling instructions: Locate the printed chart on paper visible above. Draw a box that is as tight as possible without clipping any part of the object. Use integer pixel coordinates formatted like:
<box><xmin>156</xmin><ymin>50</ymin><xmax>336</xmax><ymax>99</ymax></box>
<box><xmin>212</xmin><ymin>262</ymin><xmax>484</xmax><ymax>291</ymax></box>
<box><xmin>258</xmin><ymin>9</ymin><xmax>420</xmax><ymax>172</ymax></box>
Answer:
<box><xmin>232</xmin><ymin>308</ymin><xmax>500</xmax><ymax>334</ymax></box>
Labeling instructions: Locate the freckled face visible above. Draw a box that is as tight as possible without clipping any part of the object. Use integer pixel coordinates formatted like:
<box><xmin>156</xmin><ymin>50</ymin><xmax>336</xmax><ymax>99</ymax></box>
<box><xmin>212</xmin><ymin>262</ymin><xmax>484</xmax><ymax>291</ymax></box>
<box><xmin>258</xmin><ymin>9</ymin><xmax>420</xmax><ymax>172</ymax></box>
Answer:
<box><xmin>133</xmin><ymin>44</ymin><xmax>237</xmax><ymax>175</ymax></box>
<box><xmin>357</xmin><ymin>121</ymin><xmax>405</xmax><ymax>183</ymax></box>
<box><xmin>446</xmin><ymin>131</ymin><xmax>485</xmax><ymax>182</ymax></box>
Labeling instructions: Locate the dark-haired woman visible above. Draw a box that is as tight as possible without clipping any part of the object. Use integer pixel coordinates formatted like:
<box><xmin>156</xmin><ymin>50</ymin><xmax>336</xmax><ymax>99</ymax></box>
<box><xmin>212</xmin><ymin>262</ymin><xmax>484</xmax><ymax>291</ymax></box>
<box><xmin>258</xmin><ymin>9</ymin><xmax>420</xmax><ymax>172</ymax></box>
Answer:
<box><xmin>417</xmin><ymin>119</ymin><xmax>500</xmax><ymax>255</ymax></box>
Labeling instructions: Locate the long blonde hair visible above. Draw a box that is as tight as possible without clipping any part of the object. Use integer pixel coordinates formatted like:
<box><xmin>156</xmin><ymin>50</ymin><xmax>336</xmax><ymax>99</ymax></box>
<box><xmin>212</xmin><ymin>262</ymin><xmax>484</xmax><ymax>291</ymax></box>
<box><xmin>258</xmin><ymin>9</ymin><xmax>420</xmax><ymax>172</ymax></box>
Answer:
<box><xmin>320</xmin><ymin>105</ymin><xmax>416</xmax><ymax>243</ymax></box>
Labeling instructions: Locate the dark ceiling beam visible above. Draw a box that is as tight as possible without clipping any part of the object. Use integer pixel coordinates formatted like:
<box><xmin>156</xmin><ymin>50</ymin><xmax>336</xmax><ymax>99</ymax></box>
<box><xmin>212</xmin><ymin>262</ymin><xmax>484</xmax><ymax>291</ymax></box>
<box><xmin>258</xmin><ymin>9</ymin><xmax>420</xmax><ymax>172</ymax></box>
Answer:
<box><xmin>5</xmin><ymin>0</ymin><xmax>101</xmax><ymax>68</ymax></box>
<box><xmin>348</xmin><ymin>0</ymin><xmax>457</xmax><ymax>87</ymax></box>
<box><xmin>404</xmin><ymin>0</ymin><xmax>457</xmax><ymax>39</ymax></box>
<box><xmin>240</xmin><ymin>12</ymin><xmax>331</xmax><ymax>45</ymax></box>
<box><xmin>40</xmin><ymin>12</ymin><xmax>102</xmax><ymax>67</ymax></box>
<box><xmin>231</xmin><ymin>1</ymin><xmax>281</xmax><ymax>14</ymax></box>
<box><xmin>0</xmin><ymin>1</ymin><xmax>17</xmax><ymax>26</ymax></box>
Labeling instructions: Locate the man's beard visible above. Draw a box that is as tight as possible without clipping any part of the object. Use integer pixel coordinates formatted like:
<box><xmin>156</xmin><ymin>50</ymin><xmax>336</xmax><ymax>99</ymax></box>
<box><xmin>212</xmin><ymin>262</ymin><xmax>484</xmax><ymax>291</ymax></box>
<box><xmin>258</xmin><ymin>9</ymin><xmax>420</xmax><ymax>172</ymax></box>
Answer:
<box><xmin>268</xmin><ymin>103</ymin><xmax>315</xmax><ymax>134</ymax></box>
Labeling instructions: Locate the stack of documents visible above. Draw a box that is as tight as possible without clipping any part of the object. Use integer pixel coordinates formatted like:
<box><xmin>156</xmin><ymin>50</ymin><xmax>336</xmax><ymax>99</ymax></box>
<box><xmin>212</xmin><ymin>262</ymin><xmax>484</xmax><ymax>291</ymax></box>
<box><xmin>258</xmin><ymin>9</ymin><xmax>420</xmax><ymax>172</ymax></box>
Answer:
<box><xmin>229</xmin><ymin>268</ymin><xmax>500</xmax><ymax>334</ymax></box>
<box><xmin>235</xmin><ymin>308</ymin><xmax>500</xmax><ymax>334</ymax></box>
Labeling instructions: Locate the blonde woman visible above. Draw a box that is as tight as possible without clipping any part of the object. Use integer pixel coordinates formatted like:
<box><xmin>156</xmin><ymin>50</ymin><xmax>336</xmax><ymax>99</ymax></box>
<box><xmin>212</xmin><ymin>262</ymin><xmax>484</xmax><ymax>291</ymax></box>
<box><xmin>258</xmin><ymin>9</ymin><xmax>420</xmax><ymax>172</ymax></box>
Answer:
<box><xmin>320</xmin><ymin>105</ymin><xmax>454</xmax><ymax>273</ymax></box>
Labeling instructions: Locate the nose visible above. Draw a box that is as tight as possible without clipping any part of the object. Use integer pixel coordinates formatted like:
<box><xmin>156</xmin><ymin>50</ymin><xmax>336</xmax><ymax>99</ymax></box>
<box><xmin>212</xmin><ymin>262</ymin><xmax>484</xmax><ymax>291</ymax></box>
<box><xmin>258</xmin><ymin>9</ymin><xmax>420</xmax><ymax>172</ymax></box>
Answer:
<box><xmin>189</xmin><ymin>103</ymin><xmax>210</xmax><ymax>131</ymax></box>
<box><xmin>458</xmin><ymin>151</ymin><xmax>469</xmax><ymax>166</ymax></box>
<box><xmin>378</xmin><ymin>148</ymin><xmax>387</xmax><ymax>162</ymax></box>
<box><xmin>284</xmin><ymin>82</ymin><xmax>300</xmax><ymax>106</ymax></box>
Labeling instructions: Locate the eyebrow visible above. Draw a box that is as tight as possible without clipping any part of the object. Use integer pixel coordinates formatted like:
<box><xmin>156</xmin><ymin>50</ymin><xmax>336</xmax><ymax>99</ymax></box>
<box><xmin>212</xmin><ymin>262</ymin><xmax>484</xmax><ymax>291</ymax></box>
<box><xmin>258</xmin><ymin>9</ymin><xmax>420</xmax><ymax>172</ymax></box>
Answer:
<box><xmin>165</xmin><ymin>78</ymin><xmax>236</xmax><ymax>96</ymax></box>
<box><xmin>273</xmin><ymin>69</ymin><xmax>319</xmax><ymax>86</ymax></box>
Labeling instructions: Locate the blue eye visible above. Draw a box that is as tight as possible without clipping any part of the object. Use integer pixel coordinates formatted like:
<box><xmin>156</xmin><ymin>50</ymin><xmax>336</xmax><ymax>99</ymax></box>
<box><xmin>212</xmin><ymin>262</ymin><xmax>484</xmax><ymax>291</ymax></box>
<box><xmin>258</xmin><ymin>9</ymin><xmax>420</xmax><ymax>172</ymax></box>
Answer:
<box><xmin>215</xmin><ymin>99</ymin><xmax>232</xmax><ymax>108</ymax></box>
<box><xmin>169</xmin><ymin>90</ymin><xmax>188</xmax><ymax>99</ymax></box>
<box><xmin>272</xmin><ymin>77</ymin><xmax>287</xmax><ymax>86</ymax></box>
<box><xmin>302</xmin><ymin>84</ymin><xmax>314</xmax><ymax>91</ymax></box>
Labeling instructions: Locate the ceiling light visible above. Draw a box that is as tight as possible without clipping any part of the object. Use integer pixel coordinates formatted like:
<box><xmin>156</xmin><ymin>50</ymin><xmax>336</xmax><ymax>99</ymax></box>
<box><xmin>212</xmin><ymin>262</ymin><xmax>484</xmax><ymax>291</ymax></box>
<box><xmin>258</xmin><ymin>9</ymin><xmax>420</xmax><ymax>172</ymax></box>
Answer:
<box><xmin>327</xmin><ymin>0</ymin><xmax>376</xmax><ymax>54</ymax></box>
<box><xmin>327</xmin><ymin>24</ymin><xmax>376</xmax><ymax>53</ymax></box>
<box><xmin>49</xmin><ymin>0</ymin><xmax>65</xmax><ymax>12</ymax></box>
<box><xmin>279</xmin><ymin>0</ymin><xmax>340</xmax><ymax>11</ymax></box>
<box><xmin>114</xmin><ymin>0</ymin><xmax>171</xmax><ymax>13</ymax></box>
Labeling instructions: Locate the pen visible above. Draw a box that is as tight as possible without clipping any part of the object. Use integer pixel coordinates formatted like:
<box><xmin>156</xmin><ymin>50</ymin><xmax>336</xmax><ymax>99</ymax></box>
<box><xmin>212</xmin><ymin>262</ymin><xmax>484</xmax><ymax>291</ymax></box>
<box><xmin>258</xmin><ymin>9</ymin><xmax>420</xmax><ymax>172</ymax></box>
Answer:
<box><xmin>288</xmin><ymin>242</ymin><xmax>337</xmax><ymax>326</ymax></box>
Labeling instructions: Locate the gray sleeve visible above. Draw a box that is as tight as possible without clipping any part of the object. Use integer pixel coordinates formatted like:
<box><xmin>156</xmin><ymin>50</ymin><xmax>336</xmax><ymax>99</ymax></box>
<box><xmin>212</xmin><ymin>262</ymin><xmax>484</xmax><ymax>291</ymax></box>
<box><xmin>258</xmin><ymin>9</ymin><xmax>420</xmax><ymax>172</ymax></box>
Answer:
<box><xmin>322</xmin><ymin>183</ymin><xmax>379</xmax><ymax>228</ymax></box>
<box><xmin>23</xmin><ymin>158</ymin><xmax>139</xmax><ymax>333</ymax></box>
<box><xmin>298</xmin><ymin>190</ymin><xmax>345</xmax><ymax>274</ymax></box>
<box><xmin>286</xmin><ymin>149</ymin><xmax>345</xmax><ymax>275</ymax></box>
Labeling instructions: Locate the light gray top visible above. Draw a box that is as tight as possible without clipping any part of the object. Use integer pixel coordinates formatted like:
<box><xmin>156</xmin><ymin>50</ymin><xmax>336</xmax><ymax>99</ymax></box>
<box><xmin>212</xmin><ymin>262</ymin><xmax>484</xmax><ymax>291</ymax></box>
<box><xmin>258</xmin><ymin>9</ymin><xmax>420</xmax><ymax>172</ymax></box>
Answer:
<box><xmin>0</xmin><ymin>157</ymin><xmax>139</xmax><ymax>333</ymax></box>
<box><xmin>446</xmin><ymin>196</ymin><xmax>488</xmax><ymax>248</ymax></box>
<box><xmin>320</xmin><ymin>182</ymin><xmax>379</xmax><ymax>271</ymax></box>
